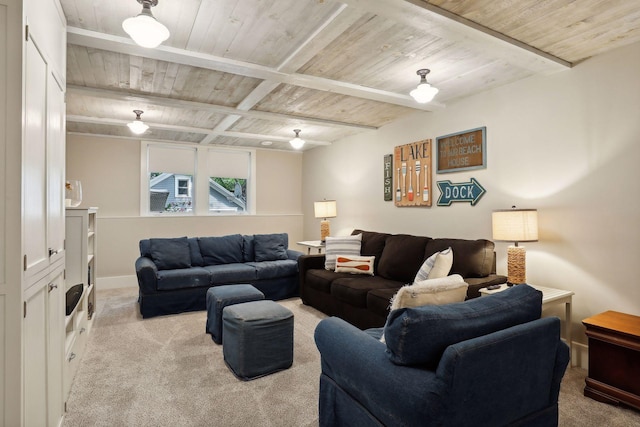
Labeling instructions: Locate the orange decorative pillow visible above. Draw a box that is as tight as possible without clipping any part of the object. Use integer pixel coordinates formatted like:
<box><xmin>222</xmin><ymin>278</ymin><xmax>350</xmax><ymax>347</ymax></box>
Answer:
<box><xmin>335</xmin><ymin>255</ymin><xmax>375</xmax><ymax>276</ymax></box>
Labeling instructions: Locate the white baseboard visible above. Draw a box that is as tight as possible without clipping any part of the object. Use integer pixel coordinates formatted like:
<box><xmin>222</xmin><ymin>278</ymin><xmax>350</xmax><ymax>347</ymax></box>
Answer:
<box><xmin>97</xmin><ymin>275</ymin><xmax>138</xmax><ymax>290</ymax></box>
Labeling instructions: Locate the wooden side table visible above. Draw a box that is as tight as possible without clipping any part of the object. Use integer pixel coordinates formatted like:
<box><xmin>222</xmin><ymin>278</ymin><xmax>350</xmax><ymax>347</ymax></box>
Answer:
<box><xmin>296</xmin><ymin>240</ymin><xmax>325</xmax><ymax>254</ymax></box>
<box><xmin>480</xmin><ymin>284</ymin><xmax>574</xmax><ymax>361</ymax></box>
<box><xmin>582</xmin><ymin>310</ymin><xmax>640</xmax><ymax>411</ymax></box>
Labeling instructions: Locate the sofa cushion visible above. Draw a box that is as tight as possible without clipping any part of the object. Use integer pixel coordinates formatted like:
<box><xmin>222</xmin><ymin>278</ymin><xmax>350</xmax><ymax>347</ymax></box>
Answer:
<box><xmin>390</xmin><ymin>274</ymin><xmax>468</xmax><ymax>311</ymax></box>
<box><xmin>352</xmin><ymin>230</ymin><xmax>390</xmax><ymax>271</ymax></box>
<box><xmin>367</xmin><ymin>288</ymin><xmax>400</xmax><ymax>318</ymax></box>
<box><xmin>377</xmin><ymin>234</ymin><xmax>431</xmax><ymax>282</ymax></box>
<box><xmin>149</xmin><ymin>237</ymin><xmax>192</xmax><ymax>270</ymax></box>
<box><xmin>156</xmin><ymin>267</ymin><xmax>211</xmax><ymax>291</ymax></box>
<box><xmin>204</xmin><ymin>263</ymin><xmax>257</xmax><ymax>284</ymax></box>
<box><xmin>331</xmin><ymin>276</ymin><xmax>404</xmax><ymax>308</ymax></box>
<box><xmin>425</xmin><ymin>238</ymin><xmax>494</xmax><ymax>278</ymax></box>
<box><xmin>304</xmin><ymin>269</ymin><xmax>353</xmax><ymax>294</ymax></box>
<box><xmin>188</xmin><ymin>237</ymin><xmax>204</xmax><ymax>267</ymax></box>
<box><xmin>325</xmin><ymin>234</ymin><xmax>362</xmax><ymax>270</ymax></box>
<box><xmin>335</xmin><ymin>255</ymin><xmax>375</xmax><ymax>275</ymax></box>
<box><xmin>242</xmin><ymin>235</ymin><xmax>255</xmax><ymax>262</ymax></box>
<box><xmin>247</xmin><ymin>259</ymin><xmax>298</xmax><ymax>280</ymax></box>
<box><xmin>253</xmin><ymin>233</ymin><xmax>288</xmax><ymax>262</ymax></box>
<box><xmin>198</xmin><ymin>234</ymin><xmax>244</xmax><ymax>265</ymax></box>
<box><xmin>383</xmin><ymin>284</ymin><xmax>542</xmax><ymax>368</ymax></box>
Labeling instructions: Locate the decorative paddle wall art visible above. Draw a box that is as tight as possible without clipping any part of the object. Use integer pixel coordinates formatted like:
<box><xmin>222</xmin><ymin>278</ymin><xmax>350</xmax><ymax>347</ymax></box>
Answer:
<box><xmin>394</xmin><ymin>139</ymin><xmax>432</xmax><ymax>207</ymax></box>
<box><xmin>383</xmin><ymin>154</ymin><xmax>393</xmax><ymax>201</ymax></box>
<box><xmin>436</xmin><ymin>127</ymin><xmax>486</xmax><ymax>173</ymax></box>
<box><xmin>436</xmin><ymin>178</ymin><xmax>486</xmax><ymax>206</ymax></box>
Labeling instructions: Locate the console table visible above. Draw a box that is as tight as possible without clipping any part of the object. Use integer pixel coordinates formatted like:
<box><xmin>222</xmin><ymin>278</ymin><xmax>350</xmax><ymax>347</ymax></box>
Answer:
<box><xmin>582</xmin><ymin>310</ymin><xmax>640</xmax><ymax>411</ymax></box>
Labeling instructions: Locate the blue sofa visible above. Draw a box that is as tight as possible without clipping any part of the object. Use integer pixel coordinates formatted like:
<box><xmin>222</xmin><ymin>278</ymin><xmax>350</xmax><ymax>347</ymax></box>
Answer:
<box><xmin>135</xmin><ymin>233</ymin><xmax>302</xmax><ymax>318</ymax></box>
<box><xmin>314</xmin><ymin>285</ymin><xmax>570</xmax><ymax>426</ymax></box>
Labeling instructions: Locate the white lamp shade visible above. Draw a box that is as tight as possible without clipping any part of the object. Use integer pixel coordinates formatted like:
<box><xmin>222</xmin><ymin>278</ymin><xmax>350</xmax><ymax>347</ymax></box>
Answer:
<box><xmin>410</xmin><ymin>82</ymin><xmax>439</xmax><ymax>103</ymax></box>
<box><xmin>122</xmin><ymin>13</ymin><xmax>170</xmax><ymax>48</ymax></box>
<box><xmin>127</xmin><ymin>119</ymin><xmax>149</xmax><ymax>134</ymax></box>
<box><xmin>492</xmin><ymin>209</ymin><xmax>539</xmax><ymax>243</ymax></box>
<box><xmin>314</xmin><ymin>200</ymin><xmax>337</xmax><ymax>219</ymax></box>
<box><xmin>289</xmin><ymin>136</ymin><xmax>305</xmax><ymax>149</ymax></box>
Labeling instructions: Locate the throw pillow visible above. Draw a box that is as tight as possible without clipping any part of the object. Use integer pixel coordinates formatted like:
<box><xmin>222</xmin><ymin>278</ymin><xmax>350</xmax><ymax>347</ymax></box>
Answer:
<box><xmin>324</xmin><ymin>234</ymin><xmax>362</xmax><ymax>270</ymax></box>
<box><xmin>198</xmin><ymin>234</ymin><xmax>244</xmax><ymax>265</ymax></box>
<box><xmin>389</xmin><ymin>274</ymin><xmax>467</xmax><ymax>311</ymax></box>
<box><xmin>414</xmin><ymin>247</ymin><xmax>453</xmax><ymax>282</ymax></box>
<box><xmin>335</xmin><ymin>255</ymin><xmax>375</xmax><ymax>275</ymax></box>
<box><xmin>253</xmin><ymin>233</ymin><xmax>289</xmax><ymax>262</ymax></box>
<box><xmin>149</xmin><ymin>237</ymin><xmax>192</xmax><ymax>270</ymax></box>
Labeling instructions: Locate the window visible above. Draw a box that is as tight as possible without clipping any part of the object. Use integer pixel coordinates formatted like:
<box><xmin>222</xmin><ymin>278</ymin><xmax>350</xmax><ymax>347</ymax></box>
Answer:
<box><xmin>141</xmin><ymin>142</ymin><xmax>255</xmax><ymax>215</ymax></box>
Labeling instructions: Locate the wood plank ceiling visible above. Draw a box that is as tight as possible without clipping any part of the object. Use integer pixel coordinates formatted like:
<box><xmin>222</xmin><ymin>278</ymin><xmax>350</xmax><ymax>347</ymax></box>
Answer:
<box><xmin>60</xmin><ymin>0</ymin><xmax>640</xmax><ymax>151</ymax></box>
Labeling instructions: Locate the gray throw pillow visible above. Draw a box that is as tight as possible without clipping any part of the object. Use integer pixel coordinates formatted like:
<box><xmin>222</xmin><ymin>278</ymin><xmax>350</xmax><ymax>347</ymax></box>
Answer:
<box><xmin>149</xmin><ymin>237</ymin><xmax>192</xmax><ymax>270</ymax></box>
<box><xmin>253</xmin><ymin>233</ymin><xmax>288</xmax><ymax>262</ymax></box>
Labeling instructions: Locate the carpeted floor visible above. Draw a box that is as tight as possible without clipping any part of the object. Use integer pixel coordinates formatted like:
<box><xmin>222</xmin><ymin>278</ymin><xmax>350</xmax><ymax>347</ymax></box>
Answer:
<box><xmin>63</xmin><ymin>288</ymin><xmax>640</xmax><ymax>426</ymax></box>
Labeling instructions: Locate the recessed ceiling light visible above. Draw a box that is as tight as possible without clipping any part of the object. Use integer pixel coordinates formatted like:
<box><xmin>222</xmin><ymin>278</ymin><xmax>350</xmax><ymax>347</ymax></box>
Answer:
<box><xmin>261</xmin><ymin>141</ymin><xmax>273</xmax><ymax>146</ymax></box>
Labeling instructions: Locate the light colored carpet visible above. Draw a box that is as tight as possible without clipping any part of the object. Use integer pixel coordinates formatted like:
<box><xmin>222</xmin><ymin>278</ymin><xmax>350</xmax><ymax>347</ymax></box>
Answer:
<box><xmin>63</xmin><ymin>288</ymin><xmax>640</xmax><ymax>426</ymax></box>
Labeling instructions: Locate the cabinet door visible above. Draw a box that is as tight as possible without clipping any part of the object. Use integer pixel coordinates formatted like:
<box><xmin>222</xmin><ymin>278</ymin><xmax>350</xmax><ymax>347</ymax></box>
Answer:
<box><xmin>47</xmin><ymin>269</ymin><xmax>64</xmax><ymax>426</ymax></box>
<box><xmin>47</xmin><ymin>72</ymin><xmax>65</xmax><ymax>263</ymax></box>
<box><xmin>23</xmin><ymin>36</ymin><xmax>48</xmax><ymax>280</ymax></box>
<box><xmin>23</xmin><ymin>280</ymin><xmax>48</xmax><ymax>427</ymax></box>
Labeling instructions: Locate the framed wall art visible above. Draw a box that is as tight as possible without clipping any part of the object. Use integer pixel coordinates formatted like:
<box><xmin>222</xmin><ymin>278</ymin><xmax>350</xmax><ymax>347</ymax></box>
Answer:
<box><xmin>394</xmin><ymin>139</ymin><xmax>432</xmax><ymax>207</ymax></box>
<box><xmin>436</xmin><ymin>127</ymin><xmax>486</xmax><ymax>173</ymax></box>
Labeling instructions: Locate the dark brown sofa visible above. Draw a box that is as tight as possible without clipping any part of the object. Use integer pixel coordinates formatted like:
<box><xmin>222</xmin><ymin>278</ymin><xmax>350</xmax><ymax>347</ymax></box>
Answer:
<box><xmin>298</xmin><ymin>229</ymin><xmax>507</xmax><ymax>329</ymax></box>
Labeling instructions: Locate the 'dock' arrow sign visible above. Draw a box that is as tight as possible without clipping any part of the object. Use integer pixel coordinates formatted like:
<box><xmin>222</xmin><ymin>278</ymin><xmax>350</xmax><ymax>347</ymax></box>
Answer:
<box><xmin>436</xmin><ymin>178</ymin><xmax>486</xmax><ymax>206</ymax></box>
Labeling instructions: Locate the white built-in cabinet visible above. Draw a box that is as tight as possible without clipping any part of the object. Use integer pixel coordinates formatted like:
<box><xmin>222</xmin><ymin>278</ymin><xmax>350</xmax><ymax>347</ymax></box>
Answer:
<box><xmin>0</xmin><ymin>0</ymin><xmax>67</xmax><ymax>426</ymax></box>
<box><xmin>64</xmin><ymin>208</ymin><xmax>98</xmax><ymax>400</ymax></box>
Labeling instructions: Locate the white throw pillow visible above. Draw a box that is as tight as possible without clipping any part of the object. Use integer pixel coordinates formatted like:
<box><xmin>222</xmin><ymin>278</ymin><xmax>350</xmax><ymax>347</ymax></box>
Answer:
<box><xmin>390</xmin><ymin>274</ymin><xmax>468</xmax><ymax>311</ymax></box>
<box><xmin>324</xmin><ymin>234</ymin><xmax>362</xmax><ymax>270</ymax></box>
<box><xmin>414</xmin><ymin>247</ymin><xmax>453</xmax><ymax>282</ymax></box>
<box><xmin>335</xmin><ymin>255</ymin><xmax>375</xmax><ymax>275</ymax></box>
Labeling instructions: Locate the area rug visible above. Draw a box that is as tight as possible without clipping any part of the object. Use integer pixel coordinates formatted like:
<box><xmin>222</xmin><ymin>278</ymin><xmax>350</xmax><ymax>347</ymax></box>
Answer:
<box><xmin>63</xmin><ymin>288</ymin><xmax>640</xmax><ymax>426</ymax></box>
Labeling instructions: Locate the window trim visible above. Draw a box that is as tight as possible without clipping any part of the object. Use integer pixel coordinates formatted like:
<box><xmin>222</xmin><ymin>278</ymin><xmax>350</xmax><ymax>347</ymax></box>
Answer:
<box><xmin>174</xmin><ymin>175</ymin><xmax>192</xmax><ymax>198</ymax></box>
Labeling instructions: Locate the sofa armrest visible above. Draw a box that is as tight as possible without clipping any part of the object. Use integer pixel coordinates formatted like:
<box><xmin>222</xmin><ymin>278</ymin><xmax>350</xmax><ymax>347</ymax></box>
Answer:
<box><xmin>287</xmin><ymin>249</ymin><xmax>303</xmax><ymax>261</ymax></box>
<box><xmin>135</xmin><ymin>256</ymin><xmax>158</xmax><ymax>294</ymax></box>
<box><xmin>315</xmin><ymin>317</ymin><xmax>442</xmax><ymax>426</ymax></box>
<box><xmin>298</xmin><ymin>254</ymin><xmax>326</xmax><ymax>303</ymax></box>
<box><xmin>464</xmin><ymin>274</ymin><xmax>507</xmax><ymax>298</ymax></box>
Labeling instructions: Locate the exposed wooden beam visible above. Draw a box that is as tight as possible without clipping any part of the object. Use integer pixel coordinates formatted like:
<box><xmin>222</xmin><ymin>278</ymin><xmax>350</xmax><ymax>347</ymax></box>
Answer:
<box><xmin>66</xmin><ymin>85</ymin><xmax>377</xmax><ymax>132</ymax></box>
<box><xmin>341</xmin><ymin>0</ymin><xmax>571</xmax><ymax>72</ymax></box>
<box><xmin>67</xmin><ymin>26</ymin><xmax>444</xmax><ymax>111</ymax></box>
<box><xmin>66</xmin><ymin>114</ymin><xmax>332</xmax><ymax>146</ymax></box>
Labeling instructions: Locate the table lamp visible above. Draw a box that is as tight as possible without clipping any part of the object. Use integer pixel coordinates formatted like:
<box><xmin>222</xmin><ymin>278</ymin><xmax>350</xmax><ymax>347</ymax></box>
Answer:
<box><xmin>492</xmin><ymin>207</ymin><xmax>538</xmax><ymax>285</ymax></box>
<box><xmin>314</xmin><ymin>200</ymin><xmax>337</xmax><ymax>242</ymax></box>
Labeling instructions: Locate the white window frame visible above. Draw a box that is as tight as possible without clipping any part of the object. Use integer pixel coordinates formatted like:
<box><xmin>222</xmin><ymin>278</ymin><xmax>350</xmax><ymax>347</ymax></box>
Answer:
<box><xmin>140</xmin><ymin>141</ymin><xmax>256</xmax><ymax>216</ymax></box>
<box><xmin>174</xmin><ymin>175</ymin><xmax>192</xmax><ymax>198</ymax></box>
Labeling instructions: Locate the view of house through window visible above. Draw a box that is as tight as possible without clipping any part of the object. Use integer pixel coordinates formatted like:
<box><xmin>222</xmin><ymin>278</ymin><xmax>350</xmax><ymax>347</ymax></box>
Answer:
<box><xmin>143</xmin><ymin>143</ymin><xmax>252</xmax><ymax>215</ymax></box>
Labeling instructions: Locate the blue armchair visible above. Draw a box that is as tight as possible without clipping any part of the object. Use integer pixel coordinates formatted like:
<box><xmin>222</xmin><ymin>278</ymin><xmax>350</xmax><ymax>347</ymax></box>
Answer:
<box><xmin>314</xmin><ymin>284</ymin><xmax>570</xmax><ymax>426</ymax></box>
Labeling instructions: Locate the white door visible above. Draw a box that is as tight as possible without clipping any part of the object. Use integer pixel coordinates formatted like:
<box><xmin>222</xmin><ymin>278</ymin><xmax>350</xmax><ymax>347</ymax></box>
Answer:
<box><xmin>47</xmin><ymin>72</ymin><xmax>65</xmax><ymax>263</ymax></box>
<box><xmin>47</xmin><ymin>269</ymin><xmax>64</xmax><ymax>426</ymax></box>
<box><xmin>23</xmin><ymin>279</ymin><xmax>48</xmax><ymax>427</ymax></box>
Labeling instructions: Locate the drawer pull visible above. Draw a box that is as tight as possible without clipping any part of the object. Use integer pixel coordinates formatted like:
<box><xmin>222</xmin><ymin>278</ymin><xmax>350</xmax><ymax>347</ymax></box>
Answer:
<box><xmin>80</xmin><ymin>327</ymin><xmax>86</xmax><ymax>334</ymax></box>
<box><xmin>68</xmin><ymin>352</ymin><xmax>76</xmax><ymax>362</ymax></box>
<box><xmin>48</xmin><ymin>283</ymin><xmax>58</xmax><ymax>292</ymax></box>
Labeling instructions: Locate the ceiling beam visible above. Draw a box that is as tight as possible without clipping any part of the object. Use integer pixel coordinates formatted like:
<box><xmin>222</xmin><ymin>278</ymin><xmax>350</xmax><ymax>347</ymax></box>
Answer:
<box><xmin>66</xmin><ymin>114</ymin><xmax>332</xmax><ymax>146</ymax></box>
<box><xmin>67</xmin><ymin>26</ymin><xmax>444</xmax><ymax>111</ymax></box>
<box><xmin>341</xmin><ymin>0</ymin><xmax>571</xmax><ymax>72</ymax></box>
<box><xmin>66</xmin><ymin>85</ymin><xmax>376</xmax><ymax>132</ymax></box>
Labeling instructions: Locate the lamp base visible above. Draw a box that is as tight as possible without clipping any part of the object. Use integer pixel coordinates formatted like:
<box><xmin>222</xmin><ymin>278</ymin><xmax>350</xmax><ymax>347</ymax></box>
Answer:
<box><xmin>320</xmin><ymin>220</ymin><xmax>331</xmax><ymax>242</ymax></box>
<box><xmin>507</xmin><ymin>245</ymin><xmax>526</xmax><ymax>285</ymax></box>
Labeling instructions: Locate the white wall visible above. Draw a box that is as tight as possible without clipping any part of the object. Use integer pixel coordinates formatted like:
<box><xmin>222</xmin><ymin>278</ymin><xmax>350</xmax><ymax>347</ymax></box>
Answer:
<box><xmin>66</xmin><ymin>135</ymin><xmax>304</xmax><ymax>285</ymax></box>
<box><xmin>302</xmin><ymin>41</ymin><xmax>640</xmax><ymax>350</ymax></box>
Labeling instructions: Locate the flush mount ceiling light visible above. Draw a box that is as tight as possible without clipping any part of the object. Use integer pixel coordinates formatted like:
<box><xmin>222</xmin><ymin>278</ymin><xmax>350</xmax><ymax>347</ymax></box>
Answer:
<box><xmin>122</xmin><ymin>0</ymin><xmax>170</xmax><ymax>48</ymax></box>
<box><xmin>289</xmin><ymin>129</ymin><xmax>305</xmax><ymax>150</ymax></box>
<box><xmin>410</xmin><ymin>69</ymin><xmax>439</xmax><ymax>103</ymax></box>
<box><xmin>127</xmin><ymin>110</ymin><xmax>149</xmax><ymax>134</ymax></box>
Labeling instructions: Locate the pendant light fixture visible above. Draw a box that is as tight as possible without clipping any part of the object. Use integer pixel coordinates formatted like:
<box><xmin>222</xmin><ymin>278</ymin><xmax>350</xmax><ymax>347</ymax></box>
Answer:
<box><xmin>122</xmin><ymin>0</ymin><xmax>170</xmax><ymax>49</ymax></box>
<box><xmin>410</xmin><ymin>69</ymin><xmax>439</xmax><ymax>103</ymax></box>
<box><xmin>289</xmin><ymin>129</ymin><xmax>305</xmax><ymax>150</ymax></box>
<box><xmin>127</xmin><ymin>110</ymin><xmax>149</xmax><ymax>134</ymax></box>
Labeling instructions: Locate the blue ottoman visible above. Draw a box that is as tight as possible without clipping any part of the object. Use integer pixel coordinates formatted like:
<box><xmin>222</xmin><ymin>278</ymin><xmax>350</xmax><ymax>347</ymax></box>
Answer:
<box><xmin>222</xmin><ymin>300</ymin><xmax>294</xmax><ymax>380</ymax></box>
<box><xmin>206</xmin><ymin>285</ymin><xmax>264</xmax><ymax>344</ymax></box>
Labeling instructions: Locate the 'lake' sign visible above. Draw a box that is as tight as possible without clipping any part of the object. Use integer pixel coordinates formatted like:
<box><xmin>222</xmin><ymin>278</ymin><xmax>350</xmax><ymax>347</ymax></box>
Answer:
<box><xmin>436</xmin><ymin>178</ymin><xmax>486</xmax><ymax>206</ymax></box>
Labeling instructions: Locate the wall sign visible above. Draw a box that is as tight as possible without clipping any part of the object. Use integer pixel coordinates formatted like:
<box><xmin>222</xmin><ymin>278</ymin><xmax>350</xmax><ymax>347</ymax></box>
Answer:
<box><xmin>436</xmin><ymin>127</ymin><xmax>486</xmax><ymax>173</ymax></box>
<box><xmin>394</xmin><ymin>139</ymin><xmax>432</xmax><ymax>207</ymax></box>
<box><xmin>436</xmin><ymin>178</ymin><xmax>486</xmax><ymax>206</ymax></box>
<box><xmin>383</xmin><ymin>154</ymin><xmax>393</xmax><ymax>201</ymax></box>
